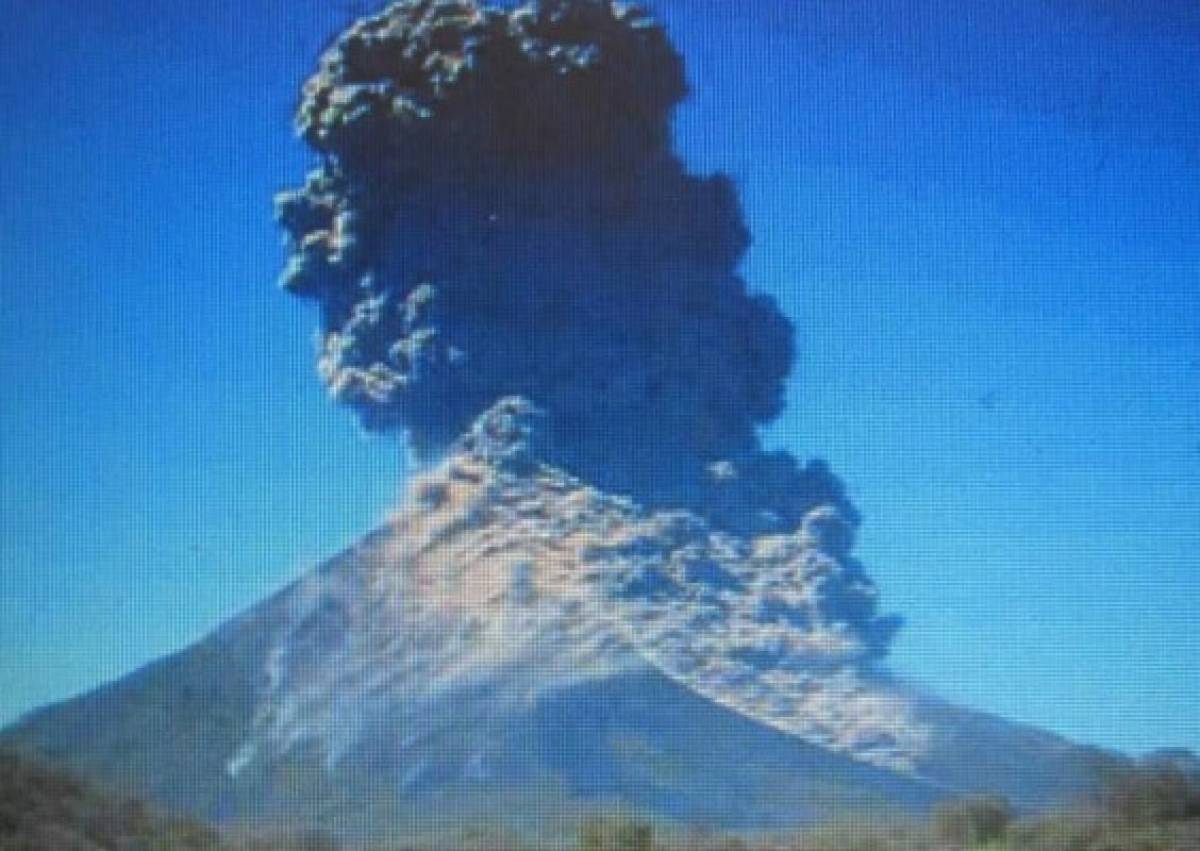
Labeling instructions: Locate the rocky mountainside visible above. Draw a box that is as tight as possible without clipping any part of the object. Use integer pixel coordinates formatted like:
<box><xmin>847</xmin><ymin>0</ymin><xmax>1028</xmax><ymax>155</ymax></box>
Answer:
<box><xmin>3</xmin><ymin>400</ymin><xmax>1114</xmax><ymax>839</ymax></box>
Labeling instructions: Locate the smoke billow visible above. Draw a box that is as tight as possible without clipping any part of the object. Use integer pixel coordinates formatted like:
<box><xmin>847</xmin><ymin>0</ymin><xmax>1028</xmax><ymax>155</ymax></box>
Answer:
<box><xmin>276</xmin><ymin>0</ymin><xmax>856</xmax><ymax>539</ymax></box>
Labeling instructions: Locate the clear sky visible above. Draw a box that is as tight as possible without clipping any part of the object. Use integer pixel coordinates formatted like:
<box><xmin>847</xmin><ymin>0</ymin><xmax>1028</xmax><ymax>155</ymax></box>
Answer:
<box><xmin>1</xmin><ymin>0</ymin><xmax>1197</xmax><ymax>756</ymax></box>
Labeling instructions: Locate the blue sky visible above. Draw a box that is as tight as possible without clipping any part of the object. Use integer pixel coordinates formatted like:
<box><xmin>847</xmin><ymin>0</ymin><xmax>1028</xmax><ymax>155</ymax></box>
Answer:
<box><xmin>1</xmin><ymin>0</ymin><xmax>1197</xmax><ymax>756</ymax></box>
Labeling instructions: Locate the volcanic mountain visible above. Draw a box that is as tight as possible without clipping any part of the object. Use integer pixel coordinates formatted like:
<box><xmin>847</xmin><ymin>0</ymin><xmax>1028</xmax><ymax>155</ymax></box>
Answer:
<box><xmin>3</xmin><ymin>400</ymin><xmax>1114</xmax><ymax>839</ymax></box>
<box><xmin>3</xmin><ymin>0</ymin><xmax>1126</xmax><ymax>840</ymax></box>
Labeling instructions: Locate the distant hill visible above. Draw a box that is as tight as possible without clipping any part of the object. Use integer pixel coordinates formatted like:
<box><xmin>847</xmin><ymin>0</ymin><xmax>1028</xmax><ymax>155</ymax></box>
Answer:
<box><xmin>2</xmin><ymin>402</ymin><xmax>1120</xmax><ymax>841</ymax></box>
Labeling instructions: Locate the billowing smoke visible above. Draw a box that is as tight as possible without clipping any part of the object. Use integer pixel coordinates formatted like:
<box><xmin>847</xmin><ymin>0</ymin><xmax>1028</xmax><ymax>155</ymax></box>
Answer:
<box><xmin>276</xmin><ymin>0</ymin><xmax>857</xmax><ymax>540</ymax></box>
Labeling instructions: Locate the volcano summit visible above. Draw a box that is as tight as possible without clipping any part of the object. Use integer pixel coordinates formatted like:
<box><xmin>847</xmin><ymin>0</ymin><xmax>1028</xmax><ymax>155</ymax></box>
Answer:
<box><xmin>3</xmin><ymin>0</ymin><xmax>1116</xmax><ymax>841</ymax></box>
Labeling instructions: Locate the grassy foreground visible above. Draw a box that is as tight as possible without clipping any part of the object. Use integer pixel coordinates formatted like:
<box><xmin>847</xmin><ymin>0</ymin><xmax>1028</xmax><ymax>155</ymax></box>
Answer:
<box><xmin>2</xmin><ymin>748</ymin><xmax>1197</xmax><ymax>850</ymax></box>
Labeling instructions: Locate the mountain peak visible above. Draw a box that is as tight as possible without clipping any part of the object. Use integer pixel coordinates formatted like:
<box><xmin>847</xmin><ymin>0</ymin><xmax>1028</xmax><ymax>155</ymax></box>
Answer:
<box><xmin>260</xmin><ymin>398</ymin><xmax>923</xmax><ymax>781</ymax></box>
<box><xmin>451</xmin><ymin>396</ymin><xmax>551</xmax><ymax>473</ymax></box>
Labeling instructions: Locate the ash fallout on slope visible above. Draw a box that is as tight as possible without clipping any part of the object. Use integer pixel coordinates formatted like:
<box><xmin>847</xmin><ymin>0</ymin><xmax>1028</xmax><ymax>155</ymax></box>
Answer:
<box><xmin>276</xmin><ymin>0</ymin><xmax>860</xmax><ymax>543</ymax></box>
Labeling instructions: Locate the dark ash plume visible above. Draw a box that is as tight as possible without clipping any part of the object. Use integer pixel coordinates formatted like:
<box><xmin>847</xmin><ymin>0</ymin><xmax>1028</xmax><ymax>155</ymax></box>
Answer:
<box><xmin>276</xmin><ymin>0</ymin><xmax>858</xmax><ymax>540</ymax></box>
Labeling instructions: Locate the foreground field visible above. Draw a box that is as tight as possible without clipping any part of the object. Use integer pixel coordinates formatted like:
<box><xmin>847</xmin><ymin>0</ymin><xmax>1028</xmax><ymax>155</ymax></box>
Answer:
<box><xmin>2</xmin><ymin>748</ymin><xmax>1197</xmax><ymax>850</ymax></box>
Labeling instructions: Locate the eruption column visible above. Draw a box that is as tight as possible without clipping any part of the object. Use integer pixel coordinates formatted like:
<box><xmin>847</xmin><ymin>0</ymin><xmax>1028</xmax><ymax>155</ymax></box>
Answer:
<box><xmin>277</xmin><ymin>0</ymin><xmax>858</xmax><ymax>541</ymax></box>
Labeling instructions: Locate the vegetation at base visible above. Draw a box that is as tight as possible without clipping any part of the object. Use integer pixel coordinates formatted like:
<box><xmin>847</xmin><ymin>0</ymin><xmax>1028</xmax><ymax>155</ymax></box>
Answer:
<box><xmin>0</xmin><ymin>748</ymin><xmax>220</xmax><ymax>850</ymax></box>
<box><xmin>3</xmin><ymin>747</ymin><xmax>1198</xmax><ymax>850</ymax></box>
<box><xmin>0</xmin><ymin>748</ymin><xmax>338</xmax><ymax>851</ymax></box>
<box><xmin>580</xmin><ymin>815</ymin><xmax>655</xmax><ymax>851</ymax></box>
<box><xmin>931</xmin><ymin>795</ymin><xmax>1013</xmax><ymax>846</ymax></box>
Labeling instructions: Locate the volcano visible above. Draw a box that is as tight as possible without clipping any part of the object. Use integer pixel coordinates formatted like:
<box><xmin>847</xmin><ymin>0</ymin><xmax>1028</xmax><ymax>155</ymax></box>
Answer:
<box><xmin>3</xmin><ymin>401</ymin><xmax>1113</xmax><ymax>840</ymax></box>
<box><xmin>2</xmin><ymin>0</ymin><xmax>1126</xmax><ymax>841</ymax></box>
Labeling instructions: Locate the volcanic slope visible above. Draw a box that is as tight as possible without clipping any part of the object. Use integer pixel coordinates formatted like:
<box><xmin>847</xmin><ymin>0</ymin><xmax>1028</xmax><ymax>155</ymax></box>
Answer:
<box><xmin>4</xmin><ymin>401</ymin><xmax>1113</xmax><ymax>838</ymax></box>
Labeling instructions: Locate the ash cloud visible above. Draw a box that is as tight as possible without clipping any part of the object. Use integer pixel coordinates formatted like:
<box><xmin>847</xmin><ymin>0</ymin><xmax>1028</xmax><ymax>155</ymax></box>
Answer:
<box><xmin>276</xmin><ymin>0</ymin><xmax>857</xmax><ymax>540</ymax></box>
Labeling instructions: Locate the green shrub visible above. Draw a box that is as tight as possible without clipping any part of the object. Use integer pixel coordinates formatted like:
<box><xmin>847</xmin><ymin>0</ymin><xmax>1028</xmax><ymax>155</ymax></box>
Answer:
<box><xmin>786</xmin><ymin>819</ymin><xmax>933</xmax><ymax>851</ymax></box>
<box><xmin>579</xmin><ymin>815</ymin><xmax>654</xmax><ymax>851</ymax></box>
<box><xmin>932</xmin><ymin>795</ymin><xmax>1012</xmax><ymax>846</ymax></box>
<box><xmin>1100</xmin><ymin>765</ymin><xmax>1200</xmax><ymax>826</ymax></box>
<box><xmin>1008</xmin><ymin>813</ymin><xmax>1104</xmax><ymax>851</ymax></box>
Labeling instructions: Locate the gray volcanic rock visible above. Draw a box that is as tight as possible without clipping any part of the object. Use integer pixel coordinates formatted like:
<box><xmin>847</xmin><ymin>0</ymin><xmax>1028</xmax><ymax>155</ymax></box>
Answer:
<box><xmin>3</xmin><ymin>401</ymin><xmax>1114</xmax><ymax>839</ymax></box>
